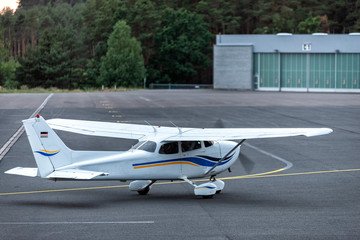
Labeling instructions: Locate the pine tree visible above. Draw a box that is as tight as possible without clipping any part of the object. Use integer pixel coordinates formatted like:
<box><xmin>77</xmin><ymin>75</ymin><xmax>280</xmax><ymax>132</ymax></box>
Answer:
<box><xmin>99</xmin><ymin>20</ymin><xmax>145</xmax><ymax>88</ymax></box>
<box><xmin>149</xmin><ymin>8</ymin><xmax>212</xmax><ymax>84</ymax></box>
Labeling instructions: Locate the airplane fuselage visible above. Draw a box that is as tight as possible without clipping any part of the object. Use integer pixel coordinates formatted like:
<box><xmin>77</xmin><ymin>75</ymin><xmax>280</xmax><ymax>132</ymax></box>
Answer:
<box><xmin>56</xmin><ymin>140</ymin><xmax>240</xmax><ymax>181</ymax></box>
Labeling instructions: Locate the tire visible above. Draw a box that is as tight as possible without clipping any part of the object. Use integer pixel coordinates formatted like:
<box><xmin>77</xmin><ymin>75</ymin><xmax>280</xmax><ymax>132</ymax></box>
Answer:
<box><xmin>202</xmin><ymin>195</ymin><xmax>214</xmax><ymax>199</ymax></box>
<box><xmin>137</xmin><ymin>186</ymin><xmax>150</xmax><ymax>195</ymax></box>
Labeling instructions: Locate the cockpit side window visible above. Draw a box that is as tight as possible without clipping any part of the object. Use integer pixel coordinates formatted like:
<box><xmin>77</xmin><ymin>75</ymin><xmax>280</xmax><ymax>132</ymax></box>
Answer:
<box><xmin>181</xmin><ymin>141</ymin><xmax>202</xmax><ymax>152</ymax></box>
<box><xmin>132</xmin><ymin>141</ymin><xmax>157</xmax><ymax>152</ymax></box>
<box><xmin>132</xmin><ymin>141</ymin><xmax>146</xmax><ymax>150</ymax></box>
<box><xmin>138</xmin><ymin>141</ymin><xmax>157</xmax><ymax>152</ymax></box>
<box><xmin>159</xmin><ymin>142</ymin><xmax>179</xmax><ymax>154</ymax></box>
<box><xmin>204</xmin><ymin>141</ymin><xmax>214</xmax><ymax>147</ymax></box>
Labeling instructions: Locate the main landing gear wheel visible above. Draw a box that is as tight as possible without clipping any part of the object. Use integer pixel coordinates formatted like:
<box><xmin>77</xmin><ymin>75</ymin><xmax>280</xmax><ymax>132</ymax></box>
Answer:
<box><xmin>137</xmin><ymin>186</ymin><xmax>150</xmax><ymax>195</ymax></box>
<box><xmin>202</xmin><ymin>195</ymin><xmax>214</xmax><ymax>199</ymax></box>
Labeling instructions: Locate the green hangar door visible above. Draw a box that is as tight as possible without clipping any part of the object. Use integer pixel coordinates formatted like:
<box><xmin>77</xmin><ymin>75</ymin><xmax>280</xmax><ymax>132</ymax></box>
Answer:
<box><xmin>255</xmin><ymin>53</ymin><xmax>360</xmax><ymax>92</ymax></box>
<box><xmin>308</xmin><ymin>53</ymin><xmax>360</xmax><ymax>91</ymax></box>
<box><xmin>336</xmin><ymin>54</ymin><xmax>360</xmax><ymax>90</ymax></box>
<box><xmin>254</xmin><ymin>53</ymin><xmax>280</xmax><ymax>90</ymax></box>
<box><xmin>309</xmin><ymin>54</ymin><xmax>335</xmax><ymax>89</ymax></box>
<box><xmin>255</xmin><ymin>53</ymin><xmax>308</xmax><ymax>91</ymax></box>
<box><xmin>281</xmin><ymin>54</ymin><xmax>307</xmax><ymax>90</ymax></box>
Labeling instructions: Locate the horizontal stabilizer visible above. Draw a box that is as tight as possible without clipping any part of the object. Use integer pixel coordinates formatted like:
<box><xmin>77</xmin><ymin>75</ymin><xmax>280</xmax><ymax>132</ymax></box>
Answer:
<box><xmin>46</xmin><ymin>169</ymin><xmax>108</xmax><ymax>180</ymax></box>
<box><xmin>5</xmin><ymin>167</ymin><xmax>38</xmax><ymax>177</ymax></box>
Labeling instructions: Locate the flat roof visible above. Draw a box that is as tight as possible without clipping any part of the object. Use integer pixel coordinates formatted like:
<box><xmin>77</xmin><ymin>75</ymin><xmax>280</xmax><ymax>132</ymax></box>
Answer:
<box><xmin>215</xmin><ymin>34</ymin><xmax>360</xmax><ymax>53</ymax></box>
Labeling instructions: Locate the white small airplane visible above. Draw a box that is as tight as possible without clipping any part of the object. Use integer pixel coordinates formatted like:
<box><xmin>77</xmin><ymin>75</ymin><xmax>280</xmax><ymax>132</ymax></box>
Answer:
<box><xmin>5</xmin><ymin>115</ymin><xmax>332</xmax><ymax>198</ymax></box>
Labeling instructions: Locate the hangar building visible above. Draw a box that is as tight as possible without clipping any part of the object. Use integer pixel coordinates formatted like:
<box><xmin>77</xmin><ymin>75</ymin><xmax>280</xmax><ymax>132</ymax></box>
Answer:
<box><xmin>214</xmin><ymin>34</ymin><xmax>360</xmax><ymax>92</ymax></box>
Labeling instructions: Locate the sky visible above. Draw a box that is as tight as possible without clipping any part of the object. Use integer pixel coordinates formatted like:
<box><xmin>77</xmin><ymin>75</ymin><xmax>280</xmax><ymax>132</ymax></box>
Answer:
<box><xmin>0</xmin><ymin>0</ymin><xmax>19</xmax><ymax>12</ymax></box>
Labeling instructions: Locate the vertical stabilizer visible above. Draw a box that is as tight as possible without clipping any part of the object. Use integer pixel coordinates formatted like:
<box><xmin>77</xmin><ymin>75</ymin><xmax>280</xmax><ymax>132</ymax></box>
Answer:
<box><xmin>23</xmin><ymin>116</ymin><xmax>72</xmax><ymax>178</ymax></box>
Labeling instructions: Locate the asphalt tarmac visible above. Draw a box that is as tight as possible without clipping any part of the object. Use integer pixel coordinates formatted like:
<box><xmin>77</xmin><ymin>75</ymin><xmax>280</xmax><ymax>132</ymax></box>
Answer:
<box><xmin>0</xmin><ymin>90</ymin><xmax>359</xmax><ymax>240</ymax></box>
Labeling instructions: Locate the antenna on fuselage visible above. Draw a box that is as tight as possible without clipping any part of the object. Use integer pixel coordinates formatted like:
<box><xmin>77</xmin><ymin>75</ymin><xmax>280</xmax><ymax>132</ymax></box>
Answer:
<box><xmin>170</xmin><ymin>121</ymin><xmax>182</xmax><ymax>135</ymax></box>
<box><xmin>144</xmin><ymin>120</ymin><xmax>157</xmax><ymax>134</ymax></box>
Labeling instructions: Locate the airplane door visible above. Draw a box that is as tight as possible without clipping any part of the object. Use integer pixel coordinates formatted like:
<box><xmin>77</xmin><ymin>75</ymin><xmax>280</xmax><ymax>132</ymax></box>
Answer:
<box><xmin>180</xmin><ymin>141</ymin><xmax>220</xmax><ymax>178</ymax></box>
<box><xmin>180</xmin><ymin>141</ymin><xmax>204</xmax><ymax>158</ymax></box>
<box><xmin>155</xmin><ymin>142</ymin><xmax>182</xmax><ymax>179</ymax></box>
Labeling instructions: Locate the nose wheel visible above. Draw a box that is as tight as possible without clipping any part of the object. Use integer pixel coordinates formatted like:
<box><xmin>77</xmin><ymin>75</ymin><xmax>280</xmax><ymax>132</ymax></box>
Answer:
<box><xmin>182</xmin><ymin>177</ymin><xmax>225</xmax><ymax>198</ymax></box>
<box><xmin>137</xmin><ymin>186</ymin><xmax>150</xmax><ymax>195</ymax></box>
<box><xmin>129</xmin><ymin>180</ymin><xmax>155</xmax><ymax>195</ymax></box>
<box><xmin>209</xmin><ymin>176</ymin><xmax>223</xmax><ymax>194</ymax></box>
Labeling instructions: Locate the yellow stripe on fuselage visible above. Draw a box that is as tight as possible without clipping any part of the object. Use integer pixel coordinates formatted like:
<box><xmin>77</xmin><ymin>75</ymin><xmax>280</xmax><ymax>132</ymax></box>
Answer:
<box><xmin>134</xmin><ymin>161</ymin><xmax>199</xmax><ymax>169</ymax></box>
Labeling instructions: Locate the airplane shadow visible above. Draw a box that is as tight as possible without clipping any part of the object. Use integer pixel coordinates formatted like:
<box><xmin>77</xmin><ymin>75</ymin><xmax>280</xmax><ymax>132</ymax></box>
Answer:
<box><xmin>10</xmin><ymin>200</ymin><xmax>101</xmax><ymax>209</ymax></box>
<box><xmin>5</xmin><ymin>189</ymin><xmax>311</xmax><ymax>210</ymax></box>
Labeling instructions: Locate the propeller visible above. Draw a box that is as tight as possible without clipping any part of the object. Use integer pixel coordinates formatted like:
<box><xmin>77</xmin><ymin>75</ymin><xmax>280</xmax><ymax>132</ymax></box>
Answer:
<box><xmin>212</xmin><ymin>118</ymin><xmax>255</xmax><ymax>175</ymax></box>
<box><xmin>214</xmin><ymin>118</ymin><xmax>225</xmax><ymax>128</ymax></box>
<box><xmin>238</xmin><ymin>152</ymin><xmax>255</xmax><ymax>174</ymax></box>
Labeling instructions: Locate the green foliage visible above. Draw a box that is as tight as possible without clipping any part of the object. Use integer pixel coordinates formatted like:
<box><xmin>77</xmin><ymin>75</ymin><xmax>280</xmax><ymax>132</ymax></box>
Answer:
<box><xmin>83</xmin><ymin>0</ymin><xmax>119</xmax><ymax>85</ymax></box>
<box><xmin>149</xmin><ymin>8</ymin><xmax>212</xmax><ymax>84</ymax></box>
<box><xmin>18</xmin><ymin>0</ymin><xmax>86</xmax><ymax>9</ymax></box>
<box><xmin>0</xmin><ymin>27</ymin><xmax>6</xmax><ymax>63</ymax></box>
<box><xmin>251</xmin><ymin>1</ymin><xmax>298</xmax><ymax>33</ymax></box>
<box><xmin>298</xmin><ymin>14</ymin><xmax>321</xmax><ymax>34</ymax></box>
<box><xmin>195</xmin><ymin>0</ymin><xmax>241</xmax><ymax>34</ymax></box>
<box><xmin>99</xmin><ymin>20</ymin><xmax>145</xmax><ymax>88</ymax></box>
<box><xmin>14</xmin><ymin>2</ymin><xmax>89</xmax><ymax>89</ymax></box>
<box><xmin>1</xmin><ymin>58</ymin><xmax>19</xmax><ymax>89</ymax></box>
<box><xmin>1</xmin><ymin>0</ymin><xmax>360</xmax><ymax>89</ymax></box>
<box><xmin>114</xmin><ymin>0</ymin><xmax>161</xmax><ymax>65</ymax></box>
<box><xmin>16</xmin><ymin>47</ymin><xmax>44</xmax><ymax>88</ymax></box>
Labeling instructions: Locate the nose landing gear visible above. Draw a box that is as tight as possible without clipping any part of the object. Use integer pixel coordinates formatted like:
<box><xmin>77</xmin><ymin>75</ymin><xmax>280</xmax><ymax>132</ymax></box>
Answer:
<box><xmin>182</xmin><ymin>177</ymin><xmax>225</xmax><ymax>198</ymax></box>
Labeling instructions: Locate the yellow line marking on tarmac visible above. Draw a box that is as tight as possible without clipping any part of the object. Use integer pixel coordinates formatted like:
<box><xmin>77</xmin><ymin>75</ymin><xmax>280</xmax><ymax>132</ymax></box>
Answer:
<box><xmin>238</xmin><ymin>168</ymin><xmax>286</xmax><ymax>177</ymax></box>
<box><xmin>1</xmin><ymin>168</ymin><xmax>359</xmax><ymax>197</ymax></box>
<box><xmin>219</xmin><ymin>168</ymin><xmax>360</xmax><ymax>180</ymax></box>
<box><xmin>0</xmin><ymin>185</ymin><xmax>130</xmax><ymax>196</ymax></box>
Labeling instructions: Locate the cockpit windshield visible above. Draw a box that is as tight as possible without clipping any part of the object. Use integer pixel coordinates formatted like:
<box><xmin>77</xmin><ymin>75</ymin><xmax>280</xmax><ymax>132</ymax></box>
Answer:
<box><xmin>132</xmin><ymin>141</ymin><xmax>157</xmax><ymax>152</ymax></box>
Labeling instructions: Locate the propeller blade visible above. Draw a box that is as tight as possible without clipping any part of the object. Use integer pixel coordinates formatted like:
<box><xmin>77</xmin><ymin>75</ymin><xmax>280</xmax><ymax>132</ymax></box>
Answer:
<box><xmin>212</xmin><ymin>119</ymin><xmax>255</xmax><ymax>175</ymax></box>
<box><xmin>214</xmin><ymin>118</ymin><xmax>225</xmax><ymax>128</ymax></box>
<box><xmin>239</xmin><ymin>153</ymin><xmax>255</xmax><ymax>174</ymax></box>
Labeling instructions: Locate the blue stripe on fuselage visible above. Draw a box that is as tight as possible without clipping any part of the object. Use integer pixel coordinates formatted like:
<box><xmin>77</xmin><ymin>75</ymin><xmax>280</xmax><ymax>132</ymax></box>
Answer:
<box><xmin>132</xmin><ymin>154</ymin><xmax>234</xmax><ymax>168</ymax></box>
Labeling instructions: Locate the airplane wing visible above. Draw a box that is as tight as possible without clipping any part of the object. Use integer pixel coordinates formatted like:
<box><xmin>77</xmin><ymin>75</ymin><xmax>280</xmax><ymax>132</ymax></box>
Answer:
<box><xmin>47</xmin><ymin>118</ymin><xmax>166</xmax><ymax>139</ymax></box>
<box><xmin>164</xmin><ymin>128</ymin><xmax>333</xmax><ymax>141</ymax></box>
<box><xmin>47</xmin><ymin>118</ymin><xmax>332</xmax><ymax>141</ymax></box>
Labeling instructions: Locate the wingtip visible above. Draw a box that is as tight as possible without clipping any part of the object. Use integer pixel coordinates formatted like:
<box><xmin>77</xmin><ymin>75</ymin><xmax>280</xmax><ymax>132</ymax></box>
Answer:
<box><xmin>305</xmin><ymin>128</ymin><xmax>333</xmax><ymax>137</ymax></box>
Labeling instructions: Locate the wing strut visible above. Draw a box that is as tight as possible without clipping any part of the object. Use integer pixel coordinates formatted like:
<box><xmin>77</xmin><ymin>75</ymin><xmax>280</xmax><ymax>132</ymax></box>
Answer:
<box><xmin>205</xmin><ymin>139</ymin><xmax>246</xmax><ymax>175</ymax></box>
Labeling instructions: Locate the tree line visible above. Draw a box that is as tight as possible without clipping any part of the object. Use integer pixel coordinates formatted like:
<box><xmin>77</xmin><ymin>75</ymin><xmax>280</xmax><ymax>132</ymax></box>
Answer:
<box><xmin>0</xmin><ymin>0</ymin><xmax>359</xmax><ymax>89</ymax></box>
